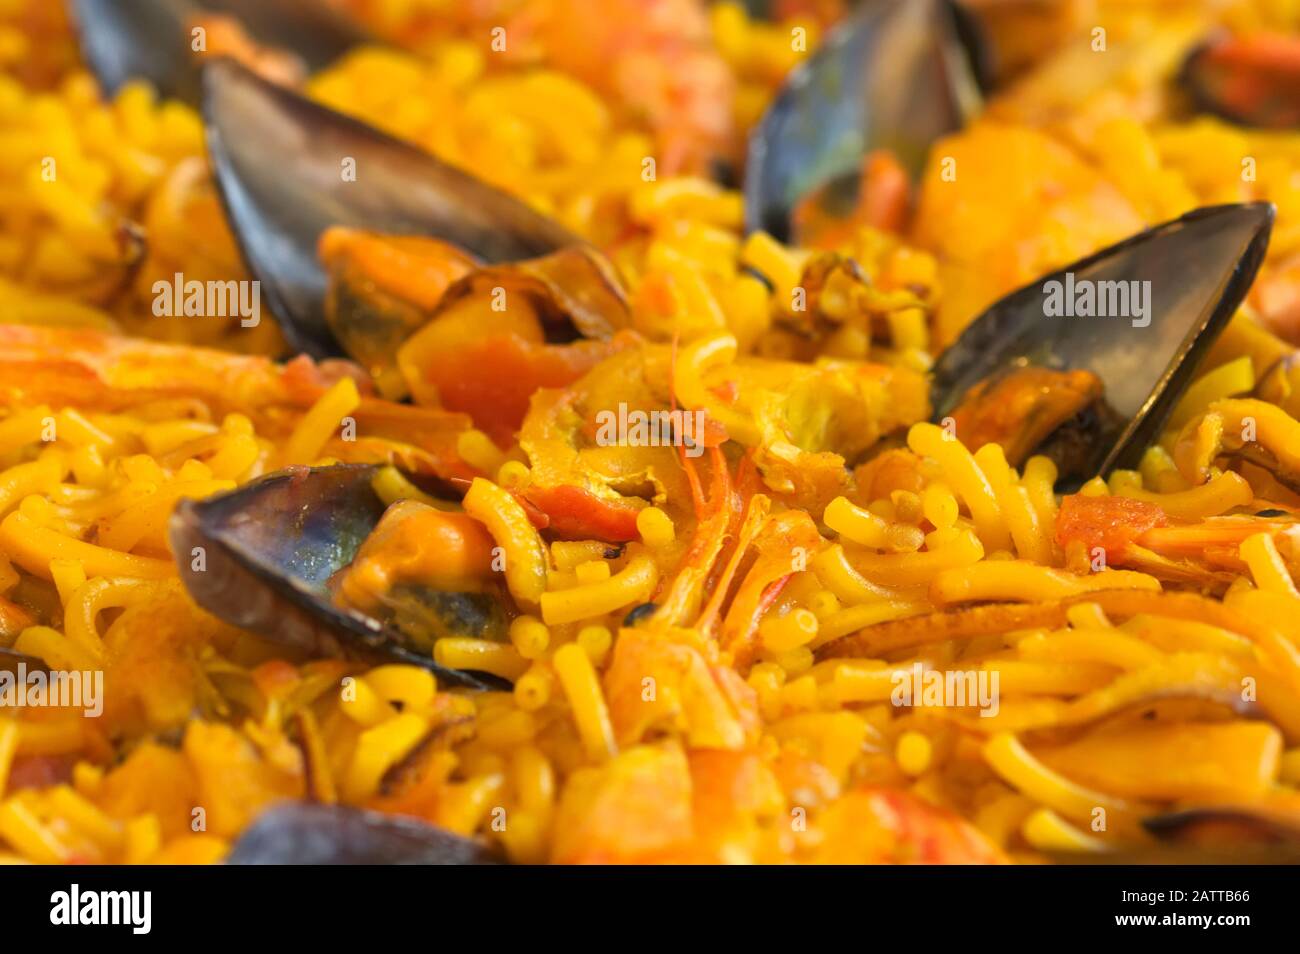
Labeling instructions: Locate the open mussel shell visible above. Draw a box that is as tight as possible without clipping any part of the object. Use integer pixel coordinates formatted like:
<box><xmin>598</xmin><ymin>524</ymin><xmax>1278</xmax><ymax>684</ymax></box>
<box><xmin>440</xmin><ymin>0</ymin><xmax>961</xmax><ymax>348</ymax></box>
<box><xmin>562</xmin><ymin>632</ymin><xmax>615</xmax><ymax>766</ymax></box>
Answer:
<box><xmin>743</xmin><ymin>0</ymin><xmax>986</xmax><ymax>240</ymax></box>
<box><xmin>168</xmin><ymin>463</ymin><xmax>508</xmax><ymax>691</ymax></box>
<box><xmin>72</xmin><ymin>0</ymin><xmax>369</xmax><ymax>103</ymax></box>
<box><xmin>203</xmin><ymin>59</ymin><xmax>582</xmax><ymax>358</ymax></box>
<box><xmin>1138</xmin><ymin>806</ymin><xmax>1300</xmax><ymax>862</ymax></box>
<box><xmin>932</xmin><ymin>202</ymin><xmax>1275</xmax><ymax>481</ymax></box>
<box><xmin>1180</xmin><ymin>31</ymin><xmax>1300</xmax><ymax>130</ymax></box>
<box><xmin>226</xmin><ymin>803</ymin><xmax>500</xmax><ymax>864</ymax></box>
<box><xmin>1144</xmin><ymin>806</ymin><xmax>1300</xmax><ymax>843</ymax></box>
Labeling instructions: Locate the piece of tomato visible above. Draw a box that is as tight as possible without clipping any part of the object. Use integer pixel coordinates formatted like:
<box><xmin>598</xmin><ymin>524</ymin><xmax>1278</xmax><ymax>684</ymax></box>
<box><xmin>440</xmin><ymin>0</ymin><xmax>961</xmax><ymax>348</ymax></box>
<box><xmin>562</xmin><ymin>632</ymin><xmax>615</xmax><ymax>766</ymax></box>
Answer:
<box><xmin>1054</xmin><ymin>494</ymin><xmax>1169</xmax><ymax>559</ymax></box>
<box><xmin>522</xmin><ymin>484</ymin><xmax>641</xmax><ymax>542</ymax></box>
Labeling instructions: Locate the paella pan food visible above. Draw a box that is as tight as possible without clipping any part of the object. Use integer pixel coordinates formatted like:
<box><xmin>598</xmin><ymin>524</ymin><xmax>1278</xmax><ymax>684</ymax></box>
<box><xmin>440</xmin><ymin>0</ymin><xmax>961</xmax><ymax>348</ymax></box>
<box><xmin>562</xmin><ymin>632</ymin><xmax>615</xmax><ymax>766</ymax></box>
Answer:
<box><xmin>1</xmin><ymin>0</ymin><xmax>1300</xmax><ymax>868</ymax></box>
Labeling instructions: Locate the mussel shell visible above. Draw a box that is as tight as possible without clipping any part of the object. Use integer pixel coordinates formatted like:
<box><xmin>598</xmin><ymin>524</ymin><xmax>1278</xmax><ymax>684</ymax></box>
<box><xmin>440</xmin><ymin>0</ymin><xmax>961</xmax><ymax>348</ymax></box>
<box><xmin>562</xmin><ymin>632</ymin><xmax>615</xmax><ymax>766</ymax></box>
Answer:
<box><xmin>1180</xmin><ymin>31</ymin><xmax>1300</xmax><ymax>130</ymax></box>
<box><xmin>931</xmin><ymin>202</ymin><xmax>1275</xmax><ymax>481</ymax></box>
<box><xmin>72</xmin><ymin>0</ymin><xmax>369</xmax><ymax>103</ymax></box>
<box><xmin>743</xmin><ymin>0</ymin><xmax>984</xmax><ymax>240</ymax></box>
<box><xmin>226</xmin><ymin>802</ymin><xmax>500</xmax><ymax>864</ymax></box>
<box><xmin>203</xmin><ymin>59</ymin><xmax>581</xmax><ymax>358</ymax></box>
<box><xmin>168</xmin><ymin>463</ymin><xmax>508</xmax><ymax>690</ymax></box>
<box><xmin>1143</xmin><ymin>807</ymin><xmax>1300</xmax><ymax>846</ymax></box>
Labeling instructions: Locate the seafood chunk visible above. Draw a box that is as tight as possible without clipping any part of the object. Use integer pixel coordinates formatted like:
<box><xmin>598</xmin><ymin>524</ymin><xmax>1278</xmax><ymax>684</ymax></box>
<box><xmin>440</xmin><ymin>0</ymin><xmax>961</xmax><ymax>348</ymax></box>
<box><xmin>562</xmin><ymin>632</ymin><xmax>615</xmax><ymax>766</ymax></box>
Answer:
<box><xmin>226</xmin><ymin>802</ymin><xmax>499</xmax><ymax>864</ymax></box>
<box><xmin>1182</xmin><ymin>31</ymin><xmax>1300</xmax><ymax>130</ymax></box>
<box><xmin>73</xmin><ymin>0</ymin><xmax>368</xmax><ymax>102</ymax></box>
<box><xmin>203</xmin><ymin>60</ymin><xmax>580</xmax><ymax>357</ymax></box>
<box><xmin>744</xmin><ymin>0</ymin><xmax>984</xmax><ymax>240</ymax></box>
<box><xmin>333</xmin><ymin>499</ymin><xmax>510</xmax><ymax>648</ymax></box>
<box><xmin>169</xmin><ymin>464</ymin><xmax>508</xmax><ymax>690</ymax></box>
<box><xmin>946</xmin><ymin>366</ymin><xmax>1109</xmax><ymax>470</ymax></box>
<box><xmin>932</xmin><ymin>203</ymin><xmax>1274</xmax><ymax>481</ymax></box>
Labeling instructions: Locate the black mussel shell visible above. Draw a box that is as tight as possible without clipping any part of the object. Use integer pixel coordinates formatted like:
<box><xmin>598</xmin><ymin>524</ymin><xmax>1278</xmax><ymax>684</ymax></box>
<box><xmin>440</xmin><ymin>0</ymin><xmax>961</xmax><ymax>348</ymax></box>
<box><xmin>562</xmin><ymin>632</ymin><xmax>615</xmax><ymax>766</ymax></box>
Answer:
<box><xmin>743</xmin><ymin>0</ymin><xmax>985</xmax><ymax>240</ymax></box>
<box><xmin>1181</xmin><ymin>31</ymin><xmax>1300</xmax><ymax>130</ymax></box>
<box><xmin>203</xmin><ymin>60</ymin><xmax>581</xmax><ymax>358</ymax></box>
<box><xmin>1143</xmin><ymin>806</ymin><xmax>1300</xmax><ymax>847</ymax></box>
<box><xmin>168</xmin><ymin>463</ymin><xmax>509</xmax><ymax>690</ymax></box>
<box><xmin>226</xmin><ymin>802</ymin><xmax>500</xmax><ymax>864</ymax></box>
<box><xmin>72</xmin><ymin>0</ymin><xmax>369</xmax><ymax>103</ymax></box>
<box><xmin>932</xmin><ymin>202</ymin><xmax>1275</xmax><ymax>481</ymax></box>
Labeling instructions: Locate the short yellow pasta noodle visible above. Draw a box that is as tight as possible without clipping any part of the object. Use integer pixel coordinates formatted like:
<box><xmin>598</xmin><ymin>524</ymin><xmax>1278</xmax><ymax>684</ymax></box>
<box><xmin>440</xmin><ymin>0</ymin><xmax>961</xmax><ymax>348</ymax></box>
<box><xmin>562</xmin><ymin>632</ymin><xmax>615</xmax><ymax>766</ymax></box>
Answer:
<box><xmin>983</xmin><ymin>732</ymin><xmax>1144</xmax><ymax>826</ymax></box>
<box><xmin>812</xmin><ymin>600</ymin><xmax>928</xmax><ymax>646</ymax></box>
<box><xmin>552</xmin><ymin>643</ymin><xmax>617</xmax><ymax>761</ymax></box>
<box><xmin>344</xmin><ymin>712</ymin><xmax>430</xmax><ymax>802</ymax></box>
<box><xmin>462</xmin><ymin>477</ymin><xmax>548</xmax><ymax>609</ymax></box>
<box><xmin>64</xmin><ymin>578</ymin><xmax>163</xmax><ymax>663</ymax></box>
<box><xmin>823</xmin><ymin>496</ymin><xmax>889</xmax><ymax>549</ymax></box>
<box><xmin>508</xmin><ymin>615</ymin><xmax>551</xmax><ymax>659</ymax></box>
<box><xmin>845</xmin><ymin>527</ymin><xmax>984</xmax><ymax>588</ymax></box>
<box><xmin>1017</xmin><ymin>628</ymin><xmax>1164</xmax><ymax>670</ymax></box>
<box><xmin>1115</xmin><ymin>470</ymin><xmax>1253</xmax><ymax>520</ymax></box>
<box><xmin>0</xmin><ymin>406</ymin><xmax>53</xmax><ymax>458</ymax></box>
<box><xmin>921</xmin><ymin>482</ymin><xmax>958</xmax><ymax>530</ymax></box>
<box><xmin>761</xmin><ymin>608</ymin><xmax>819</xmax><ymax>653</ymax></box>
<box><xmin>1020</xmin><ymin>808</ymin><xmax>1109</xmax><ymax>853</ymax></box>
<box><xmin>908</xmin><ymin>422</ymin><xmax>1010</xmax><ymax>551</ymax></box>
<box><xmin>1240</xmin><ymin>532</ymin><xmax>1298</xmax><ymax>596</ymax></box>
<box><xmin>0</xmin><ymin>453</ymin><xmax>68</xmax><ymax>516</ymax></box>
<box><xmin>279</xmin><ymin>376</ymin><xmax>361</xmax><ymax>466</ymax></box>
<box><xmin>930</xmin><ymin>561</ymin><xmax>1160</xmax><ymax>606</ymax></box>
<box><xmin>539</xmin><ymin>552</ymin><xmax>658</xmax><ymax>626</ymax></box>
<box><xmin>0</xmin><ymin>511</ymin><xmax>174</xmax><ymax>581</ymax></box>
<box><xmin>433</xmin><ymin>637</ymin><xmax>530</xmax><ymax>681</ymax></box>
<box><xmin>811</xmin><ymin>544</ymin><xmax>896</xmax><ymax>604</ymax></box>
<box><xmin>973</xmin><ymin>444</ymin><xmax>1050</xmax><ymax>564</ymax></box>
<box><xmin>671</xmin><ymin>333</ymin><xmax>758</xmax><ymax>445</ymax></box>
